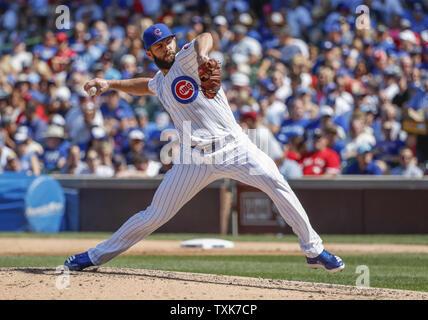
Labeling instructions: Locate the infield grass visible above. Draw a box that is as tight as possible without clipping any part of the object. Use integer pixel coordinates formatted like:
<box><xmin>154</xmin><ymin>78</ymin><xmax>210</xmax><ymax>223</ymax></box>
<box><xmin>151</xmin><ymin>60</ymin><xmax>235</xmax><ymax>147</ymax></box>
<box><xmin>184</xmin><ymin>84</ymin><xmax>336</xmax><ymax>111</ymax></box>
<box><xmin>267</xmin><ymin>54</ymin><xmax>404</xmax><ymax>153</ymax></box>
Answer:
<box><xmin>1</xmin><ymin>232</ymin><xmax>428</xmax><ymax>245</ymax></box>
<box><xmin>1</xmin><ymin>254</ymin><xmax>427</xmax><ymax>292</ymax></box>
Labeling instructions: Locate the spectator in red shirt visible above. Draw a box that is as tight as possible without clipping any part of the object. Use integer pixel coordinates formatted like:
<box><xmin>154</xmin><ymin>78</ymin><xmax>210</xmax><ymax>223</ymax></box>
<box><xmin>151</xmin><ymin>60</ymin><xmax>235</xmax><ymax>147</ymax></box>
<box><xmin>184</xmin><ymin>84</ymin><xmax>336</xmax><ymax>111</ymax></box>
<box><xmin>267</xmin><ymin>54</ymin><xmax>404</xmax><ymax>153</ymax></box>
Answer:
<box><xmin>299</xmin><ymin>128</ymin><xmax>341</xmax><ymax>176</ymax></box>
<box><xmin>283</xmin><ymin>134</ymin><xmax>305</xmax><ymax>162</ymax></box>
<box><xmin>50</xmin><ymin>32</ymin><xmax>77</xmax><ymax>73</ymax></box>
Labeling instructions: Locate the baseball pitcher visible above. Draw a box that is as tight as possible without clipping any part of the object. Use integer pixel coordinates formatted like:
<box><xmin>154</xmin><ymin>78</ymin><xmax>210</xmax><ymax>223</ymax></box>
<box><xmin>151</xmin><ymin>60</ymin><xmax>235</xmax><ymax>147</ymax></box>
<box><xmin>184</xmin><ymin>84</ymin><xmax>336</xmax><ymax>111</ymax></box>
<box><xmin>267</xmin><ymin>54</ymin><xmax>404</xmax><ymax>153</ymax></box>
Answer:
<box><xmin>65</xmin><ymin>24</ymin><xmax>344</xmax><ymax>273</ymax></box>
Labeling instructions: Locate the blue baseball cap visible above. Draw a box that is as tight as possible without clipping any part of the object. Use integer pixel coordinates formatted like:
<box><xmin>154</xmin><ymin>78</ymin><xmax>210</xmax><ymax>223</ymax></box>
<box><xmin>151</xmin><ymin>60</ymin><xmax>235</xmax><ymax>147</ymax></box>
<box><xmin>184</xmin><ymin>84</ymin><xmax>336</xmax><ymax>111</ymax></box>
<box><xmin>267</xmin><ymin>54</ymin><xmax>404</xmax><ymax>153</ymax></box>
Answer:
<box><xmin>357</xmin><ymin>143</ymin><xmax>372</xmax><ymax>155</ymax></box>
<box><xmin>326</xmin><ymin>23</ymin><xmax>341</xmax><ymax>33</ymax></box>
<box><xmin>143</xmin><ymin>23</ymin><xmax>175</xmax><ymax>50</ymax></box>
<box><xmin>322</xmin><ymin>41</ymin><xmax>334</xmax><ymax>51</ymax></box>
<box><xmin>105</xmin><ymin>68</ymin><xmax>122</xmax><ymax>80</ymax></box>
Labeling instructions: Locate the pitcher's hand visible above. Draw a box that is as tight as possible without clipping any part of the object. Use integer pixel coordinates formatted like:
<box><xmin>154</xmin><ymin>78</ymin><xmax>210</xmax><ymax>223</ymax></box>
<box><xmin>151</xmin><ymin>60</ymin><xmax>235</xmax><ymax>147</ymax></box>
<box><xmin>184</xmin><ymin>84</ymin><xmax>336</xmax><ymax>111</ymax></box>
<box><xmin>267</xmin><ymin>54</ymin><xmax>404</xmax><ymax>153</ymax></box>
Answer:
<box><xmin>84</xmin><ymin>78</ymin><xmax>110</xmax><ymax>96</ymax></box>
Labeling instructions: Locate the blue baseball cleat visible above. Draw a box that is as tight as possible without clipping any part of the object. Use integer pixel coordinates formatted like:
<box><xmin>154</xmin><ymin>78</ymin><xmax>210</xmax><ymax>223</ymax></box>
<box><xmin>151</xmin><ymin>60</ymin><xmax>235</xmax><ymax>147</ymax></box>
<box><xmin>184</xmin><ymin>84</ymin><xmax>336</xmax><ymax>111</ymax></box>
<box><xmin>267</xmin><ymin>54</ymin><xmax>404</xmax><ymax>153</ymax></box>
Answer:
<box><xmin>306</xmin><ymin>249</ymin><xmax>345</xmax><ymax>273</ymax></box>
<box><xmin>64</xmin><ymin>252</ymin><xmax>94</xmax><ymax>271</ymax></box>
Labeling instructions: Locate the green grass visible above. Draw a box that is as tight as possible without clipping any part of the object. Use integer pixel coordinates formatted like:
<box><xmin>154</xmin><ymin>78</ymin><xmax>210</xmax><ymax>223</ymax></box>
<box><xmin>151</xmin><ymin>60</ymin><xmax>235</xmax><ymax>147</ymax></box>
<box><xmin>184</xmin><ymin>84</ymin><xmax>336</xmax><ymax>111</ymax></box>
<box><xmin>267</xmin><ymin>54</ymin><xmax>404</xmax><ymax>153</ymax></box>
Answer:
<box><xmin>1</xmin><ymin>254</ymin><xmax>427</xmax><ymax>292</ymax></box>
<box><xmin>1</xmin><ymin>232</ymin><xmax>428</xmax><ymax>245</ymax></box>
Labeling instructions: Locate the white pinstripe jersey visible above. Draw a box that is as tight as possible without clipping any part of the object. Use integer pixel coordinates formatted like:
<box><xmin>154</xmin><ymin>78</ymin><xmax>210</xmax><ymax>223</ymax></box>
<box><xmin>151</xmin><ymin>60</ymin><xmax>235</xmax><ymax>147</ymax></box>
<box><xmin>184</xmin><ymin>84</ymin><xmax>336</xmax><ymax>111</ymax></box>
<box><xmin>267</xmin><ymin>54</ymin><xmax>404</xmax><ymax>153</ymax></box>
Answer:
<box><xmin>148</xmin><ymin>40</ymin><xmax>243</xmax><ymax>146</ymax></box>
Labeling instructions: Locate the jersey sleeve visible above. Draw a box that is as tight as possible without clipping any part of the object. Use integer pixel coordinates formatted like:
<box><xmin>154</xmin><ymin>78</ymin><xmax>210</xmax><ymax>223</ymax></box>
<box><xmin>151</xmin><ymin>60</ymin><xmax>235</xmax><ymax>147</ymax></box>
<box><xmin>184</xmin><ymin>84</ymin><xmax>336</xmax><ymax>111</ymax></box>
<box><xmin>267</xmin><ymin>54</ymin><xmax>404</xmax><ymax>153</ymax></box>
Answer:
<box><xmin>148</xmin><ymin>71</ymin><xmax>162</xmax><ymax>96</ymax></box>
<box><xmin>175</xmin><ymin>39</ymin><xmax>199</xmax><ymax>78</ymax></box>
<box><xmin>175</xmin><ymin>39</ymin><xmax>197</xmax><ymax>64</ymax></box>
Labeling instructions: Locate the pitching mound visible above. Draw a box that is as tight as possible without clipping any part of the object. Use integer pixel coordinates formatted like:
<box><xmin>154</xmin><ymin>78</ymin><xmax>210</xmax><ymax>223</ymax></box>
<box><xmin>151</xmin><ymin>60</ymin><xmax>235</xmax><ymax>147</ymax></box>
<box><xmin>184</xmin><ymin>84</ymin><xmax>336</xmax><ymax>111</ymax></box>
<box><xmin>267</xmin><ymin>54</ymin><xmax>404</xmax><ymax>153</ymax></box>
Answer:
<box><xmin>1</xmin><ymin>267</ymin><xmax>427</xmax><ymax>300</ymax></box>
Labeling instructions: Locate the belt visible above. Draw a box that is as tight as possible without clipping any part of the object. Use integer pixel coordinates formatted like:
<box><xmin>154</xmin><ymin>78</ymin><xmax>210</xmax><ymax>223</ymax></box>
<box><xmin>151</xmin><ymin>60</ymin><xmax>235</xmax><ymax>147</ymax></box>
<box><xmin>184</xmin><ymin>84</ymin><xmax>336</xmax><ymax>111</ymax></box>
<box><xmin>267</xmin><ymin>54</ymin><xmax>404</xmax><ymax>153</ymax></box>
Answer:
<box><xmin>190</xmin><ymin>134</ymin><xmax>237</xmax><ymax>154</ymax></box>
<box><xmin>191</xmin><ymin>141</ymin><xmax>217</xmax><ymax>154</ymax></box>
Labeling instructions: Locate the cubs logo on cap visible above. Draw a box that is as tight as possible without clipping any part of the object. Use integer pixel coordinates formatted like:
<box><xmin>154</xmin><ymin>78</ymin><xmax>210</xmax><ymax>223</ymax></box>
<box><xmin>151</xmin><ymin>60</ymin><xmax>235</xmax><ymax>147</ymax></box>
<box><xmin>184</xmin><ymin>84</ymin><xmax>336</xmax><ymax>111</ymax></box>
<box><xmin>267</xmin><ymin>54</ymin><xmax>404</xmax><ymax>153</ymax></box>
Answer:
<box><xmin>171</xmin><ymin>76</ymin><xmax>198</xmax><ymax>104</ymax></box>
<box><xmin>143</xmin><ymin>23</ymin><xmax>175</xmax><ymax>49</ymax></box>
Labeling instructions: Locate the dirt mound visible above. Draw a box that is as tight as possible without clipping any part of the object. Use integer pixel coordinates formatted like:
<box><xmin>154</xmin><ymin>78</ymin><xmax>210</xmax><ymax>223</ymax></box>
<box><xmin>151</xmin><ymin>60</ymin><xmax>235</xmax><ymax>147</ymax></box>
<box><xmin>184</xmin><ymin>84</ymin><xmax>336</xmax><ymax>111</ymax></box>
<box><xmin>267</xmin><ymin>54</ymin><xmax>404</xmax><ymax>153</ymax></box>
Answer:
<box><xmin>1</xmin><ymin>267</ymin><xmax>427</xmax><ymax>300</ymax></box>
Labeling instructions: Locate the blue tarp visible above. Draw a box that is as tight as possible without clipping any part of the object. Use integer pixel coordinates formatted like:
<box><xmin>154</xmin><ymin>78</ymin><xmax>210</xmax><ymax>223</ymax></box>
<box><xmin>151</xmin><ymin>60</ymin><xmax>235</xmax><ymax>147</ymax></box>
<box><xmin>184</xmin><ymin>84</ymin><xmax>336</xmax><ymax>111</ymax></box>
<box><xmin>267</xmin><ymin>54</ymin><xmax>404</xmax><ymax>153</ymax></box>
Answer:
<box><xmin>0</xmin><ymin>172</ymin><xmax>79</xmax><ymax>232</ymax></box>
<box><xmin>0</xmin><ymin>172</ymin><xmax>35</xmax><ymax>231</ymax></box>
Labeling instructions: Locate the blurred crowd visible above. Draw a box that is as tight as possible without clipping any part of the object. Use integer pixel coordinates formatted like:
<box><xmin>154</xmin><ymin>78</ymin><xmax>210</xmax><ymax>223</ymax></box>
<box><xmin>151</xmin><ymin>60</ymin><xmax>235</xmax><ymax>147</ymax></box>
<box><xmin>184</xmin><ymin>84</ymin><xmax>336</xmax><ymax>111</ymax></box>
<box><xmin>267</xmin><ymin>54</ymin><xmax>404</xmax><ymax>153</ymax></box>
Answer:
<box><xmin>0</xmin><ymin>0</ymin><xmax>428</xmax><ymax>179</ymax></box>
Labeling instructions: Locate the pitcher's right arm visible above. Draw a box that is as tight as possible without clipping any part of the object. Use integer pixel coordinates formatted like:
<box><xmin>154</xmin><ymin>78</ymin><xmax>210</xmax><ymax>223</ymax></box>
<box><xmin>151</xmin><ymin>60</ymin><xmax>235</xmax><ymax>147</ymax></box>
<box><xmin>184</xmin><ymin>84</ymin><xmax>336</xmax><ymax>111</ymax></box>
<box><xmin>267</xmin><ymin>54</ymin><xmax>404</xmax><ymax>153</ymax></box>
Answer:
<box><xmin>84</xmin><ymin>77</ymin><xmax>155</xmax><ymax>96</ymax></box>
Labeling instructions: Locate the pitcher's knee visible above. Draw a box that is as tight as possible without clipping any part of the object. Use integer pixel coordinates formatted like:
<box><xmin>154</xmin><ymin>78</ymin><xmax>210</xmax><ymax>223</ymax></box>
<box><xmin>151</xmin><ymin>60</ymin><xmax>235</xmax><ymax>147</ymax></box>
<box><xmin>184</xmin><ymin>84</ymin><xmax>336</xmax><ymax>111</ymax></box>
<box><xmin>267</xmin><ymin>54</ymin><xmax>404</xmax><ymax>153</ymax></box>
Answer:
<box><xmin>139</xmin><ymin>205</ymin><xmax>176</xmax><ymax>228</ymax></box>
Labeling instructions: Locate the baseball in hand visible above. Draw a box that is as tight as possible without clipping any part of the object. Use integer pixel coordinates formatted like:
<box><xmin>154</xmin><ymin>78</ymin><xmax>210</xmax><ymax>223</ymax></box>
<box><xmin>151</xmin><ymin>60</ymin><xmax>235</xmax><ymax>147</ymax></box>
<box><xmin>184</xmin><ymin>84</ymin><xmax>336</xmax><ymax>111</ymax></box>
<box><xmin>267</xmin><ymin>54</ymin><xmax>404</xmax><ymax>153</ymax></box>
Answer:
<box><xmin>88</xmin><ymin>86</ymin><xmax>98</xmax><ymax>96</ymax></box>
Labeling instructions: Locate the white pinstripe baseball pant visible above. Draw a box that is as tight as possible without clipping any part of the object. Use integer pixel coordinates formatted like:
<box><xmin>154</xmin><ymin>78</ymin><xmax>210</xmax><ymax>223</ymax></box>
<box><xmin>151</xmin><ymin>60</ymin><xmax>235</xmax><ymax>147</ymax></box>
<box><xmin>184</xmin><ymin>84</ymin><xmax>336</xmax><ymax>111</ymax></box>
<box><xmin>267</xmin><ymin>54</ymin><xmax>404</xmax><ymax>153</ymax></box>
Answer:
<box><xmin>88</xmin><ymin>135</ymin><xmax>324</xmax><ymax>265</ymax></box>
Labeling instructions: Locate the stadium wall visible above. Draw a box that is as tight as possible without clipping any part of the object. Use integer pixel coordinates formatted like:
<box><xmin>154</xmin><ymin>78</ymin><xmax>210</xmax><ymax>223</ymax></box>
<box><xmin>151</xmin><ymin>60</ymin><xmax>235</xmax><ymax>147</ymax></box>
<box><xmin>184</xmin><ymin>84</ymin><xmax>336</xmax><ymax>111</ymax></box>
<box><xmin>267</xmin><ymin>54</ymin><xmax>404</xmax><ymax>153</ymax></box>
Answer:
<box><xmin>1</xmin><ymin>174</ymin><xmax>427</xmax><ymax>234</ymax></box>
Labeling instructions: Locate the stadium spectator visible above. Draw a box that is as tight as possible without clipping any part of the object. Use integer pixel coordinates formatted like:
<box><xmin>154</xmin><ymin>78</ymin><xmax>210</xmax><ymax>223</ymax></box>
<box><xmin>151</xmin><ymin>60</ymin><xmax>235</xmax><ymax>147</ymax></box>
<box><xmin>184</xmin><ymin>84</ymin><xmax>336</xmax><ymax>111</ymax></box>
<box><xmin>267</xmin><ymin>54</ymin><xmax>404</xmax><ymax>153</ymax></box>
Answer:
<box><xmin>112</xmin><ymin>153</ymin><xmax>127</xmax><ymax>177</ymax></box>
<box><xmin>87</xmin><ymin>126</ymin><xmax>108</xmax><ymax>155</ymax></box>
<box><xmin>69</xmin><ymin>21</ymin><xmax>88</xmax><ymax>55</ymax></box>
<box><xmin>259</xmin><ymin>80</ymin><xmax>287</xmax><ymax>135</ymax></box>
<box><xmin>343</xmin><ymin>144</ymin><xmax>384</xmax><ymax>175</ymax></box>
<box><xmin>66</xmin><ymin>98</ymin><xmax>104</xmax><ymax>148</ymax></box>
<box><xmin>40</xmin><ymin>125</ymin><xmax>70</xmax><ymax>173</ymax></box>
<box><xmin>390</xmin><ymin>147</ymin><xmax>424</xmax><ymax>178</ymax></box>
<box><xmin>0</xmin><ymin>133</ymin><xmax>14</xmax><ymax>173</ymax></box>
<box><xmin>286</xmin><ymin>0</ymin><xmax>312</xmax><ymax>39</ymax></box>
<box><xmin>60</xmin><ymin>145</ymin><xmax>86</xmax><ymax>175</ymax></box>
<box><xmin>0</xmin><ymin>111</ymin><xmax>18</xmax><ymax>150</ymax></box>
<box><xmin>77</xmin><ymin>148</ymin><xmax>114</xmax><ymax>177</ymax></box>
<box><xmin>213</xmin><ymin>15</ymin><xmax>233</xmax><ymax>51</ymax></box>
<box><xmin>229</xmin><ymin>24</ymin><xmax>262</xmax><ymax>66</ymax></box>
<box><xmin>324</xmin><ymin>124</ymin><xmax>346</xmax><ymax>158</ymax></box>
<box><xmin>298</xmin><ymin>86</ymin><xmax>318</xmax><ymax>120</ymax></box>
<box><xmin>392</xmin><ymin>75</ymin><xmax>412</xmax><ymax>108</ymax></box>
<box><xmin>18</xmin><ymin>100</ymin><xmax>47</xmax><ymax>144</ymax></box>
<box><xmin>284</xmin><ymin>134</ymin><xmax>306</xmax><ymax>162</ymax></box>
<box><xmin>32</xmin><ymin>31</ymin><xmax>58</xmax><ymax>62</ymax></box>
<box><xmin>100</xmin><ymin>90</ymin><xmax>133</xmax><ymax>120</ymax></box>
<box><xmin>125</xmin><ymin>128</ymin><xmax>146</xmax><ymax>165</ymax></box>
<box><xmin>75</xmin><ymin>0</ymin><xmax>103</xmax><ymax>24</ymax></box>
<box><xmin>14</xmin><ymin>126</ymin><xmax>43</xmax><ymax>157</ymax></box>
<box><xmin>265</xmin><ymin>26</ymin><xmax>308</xmax><ymax>65</ymax></box>
<box><xmin>0</xmin><ymin>0</ymin><xmax>427</xmax><ymax>179</ymax></box>
<box><xmin>341</xmin><ymin>112</ymin><xmax>376</xmax><ymax>161</ymax></box>
<box><xmin>299</xmin><ymin>129</ymin><xmax>341</xmax><ymax>176</ymax></box>
<box><xmin>115</xmin><ymin>153</ymin><xmax>150</xmax><ymax>178</ymax></box>
<box><xmin>380</xmin><ymin>103</ymin><xmax>407</xmax><ymax>141</ymax></box>
<box><xmin>278</xmin><ymin>156</ymin><xmax>303</xmax><ymax>180</ymax></box>
<box><xmin>308</xmin><ymin>105</ymin><xmax>347</xmax><ymax>141</ymax></box>
<box><xmin>276</xmin><ymin>98</ymin><xmax>311</xmax><ymax>145</ymax></box>
<box><xmin>143</xmin><ymin>111</ymin><xmax>173</xmax><ymax>161</ymax></box>
<box><xmin>51</xmin><ymin>86</ymin><xmax>72</xmax><ymax>119</ymax></box>
<box><xmin>406</xmin><ymin>78</ymin><xmax>428</xmax><ymax>114</ymax></box>
<box><xmin>49</xmin><ymin>32</ymin><xmax>77</xmax><ymax>74</ymax></box>
<box><xmin>372</xmin><ymin>120</ymin><xmax>406</xmax><ymax>167</ymax></box>
<box><xmin>271</xmin><ymin>69</ymin><xmax>292</xmax><ymax>102</ymax></box>
<box><xmin>97</xmin><ymin>140</ymin><xmax>114</xmax><ymax>170</ymax></box>
<box><xmin>120</xmin><ymin>54</ymin><xmax>138</xmax><ymax>80</ymax></box>
<box><xmin>239</xmin><ymin>110</ymin><xmax>283</xmax><ymax>164</ymax></box>
<box><xmin>14</xmin><ymin>127</ymin><xmax>40</xmax><ymax>175</ymax></box>
<box><xmin>4</xmin><ymin>151</ymin><xmax>20</xmax><ymax>172</ymax></box>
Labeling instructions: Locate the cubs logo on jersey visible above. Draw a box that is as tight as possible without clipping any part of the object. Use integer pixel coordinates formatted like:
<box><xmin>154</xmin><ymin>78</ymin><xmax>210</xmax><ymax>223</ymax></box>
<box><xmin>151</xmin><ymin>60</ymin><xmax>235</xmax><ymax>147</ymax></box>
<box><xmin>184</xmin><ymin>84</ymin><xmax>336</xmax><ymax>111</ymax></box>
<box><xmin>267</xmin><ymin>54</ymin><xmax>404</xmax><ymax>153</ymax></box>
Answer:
<box><xmin>171</xmin><ymin>76</ymin><xmax>199</xmax><ymax>104</ymax></box>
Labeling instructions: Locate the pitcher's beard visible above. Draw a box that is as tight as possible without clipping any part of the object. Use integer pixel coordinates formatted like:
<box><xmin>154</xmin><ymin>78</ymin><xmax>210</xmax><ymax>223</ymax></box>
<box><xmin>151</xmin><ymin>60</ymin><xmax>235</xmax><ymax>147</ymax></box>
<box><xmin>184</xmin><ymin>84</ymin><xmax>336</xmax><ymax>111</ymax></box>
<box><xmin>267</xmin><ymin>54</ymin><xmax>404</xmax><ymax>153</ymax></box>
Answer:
<box><xmin>153</xmin><ymin>54</ymin><xmax>176</xmax><ymax>70</ymax></box>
